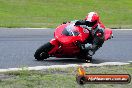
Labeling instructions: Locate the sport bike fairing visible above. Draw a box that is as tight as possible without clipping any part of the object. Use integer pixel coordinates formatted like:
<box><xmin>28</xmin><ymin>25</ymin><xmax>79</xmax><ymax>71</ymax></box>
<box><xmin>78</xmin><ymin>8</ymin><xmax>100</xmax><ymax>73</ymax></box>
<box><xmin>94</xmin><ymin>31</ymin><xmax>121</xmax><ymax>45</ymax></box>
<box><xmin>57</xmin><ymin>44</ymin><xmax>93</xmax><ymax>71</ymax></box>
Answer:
<box><xmin>54</xmin><ymin>23</ymin><xmax>89</xmax><ymax>44</ymax></box>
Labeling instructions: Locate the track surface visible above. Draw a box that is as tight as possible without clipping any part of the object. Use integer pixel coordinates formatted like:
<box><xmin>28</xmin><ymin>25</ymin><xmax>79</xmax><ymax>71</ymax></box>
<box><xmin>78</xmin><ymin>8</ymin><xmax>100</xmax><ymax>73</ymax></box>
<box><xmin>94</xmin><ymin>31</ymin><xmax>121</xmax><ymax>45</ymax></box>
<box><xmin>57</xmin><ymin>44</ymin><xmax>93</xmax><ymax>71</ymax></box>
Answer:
<box><xmin>0</xmin><ymin>28</ymin><xmax>132</xmax><ymax>69</ymax></box>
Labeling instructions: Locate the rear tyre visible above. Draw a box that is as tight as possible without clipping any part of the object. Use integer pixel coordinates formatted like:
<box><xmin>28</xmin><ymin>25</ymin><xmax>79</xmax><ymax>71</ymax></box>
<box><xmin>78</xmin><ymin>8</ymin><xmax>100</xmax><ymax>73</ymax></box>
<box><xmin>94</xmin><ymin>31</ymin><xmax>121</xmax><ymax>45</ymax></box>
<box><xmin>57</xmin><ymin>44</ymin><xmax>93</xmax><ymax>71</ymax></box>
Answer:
<box><xmin>85</xmin><ymin>56</ymin><xmax>92</xmax><ymax>63</ymax></box>
<box><xmin>110</xmin><ymin>34</ymin><xmax>114</xmax><ymax>39</ymax></box>
<box><xmin>34</xmin><ymin>42</ymin><xmax>53</xmax><ymax>61</ymax></box>
<box><xmin>77</xmin><ymin>54</ymin><xmax>92</xmax><ymax>63</ymax></box>
<box><xmin>77</xmin><ymin>49</ymin><xmax>92</xmax><ymax>63</ymax></box>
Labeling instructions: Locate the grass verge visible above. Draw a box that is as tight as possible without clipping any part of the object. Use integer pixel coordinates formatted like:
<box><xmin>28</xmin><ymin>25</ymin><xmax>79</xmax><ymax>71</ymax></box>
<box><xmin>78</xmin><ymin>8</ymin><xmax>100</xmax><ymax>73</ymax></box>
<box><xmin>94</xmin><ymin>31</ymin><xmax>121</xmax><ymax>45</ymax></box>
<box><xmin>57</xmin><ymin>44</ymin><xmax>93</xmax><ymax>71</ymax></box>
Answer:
<box><xmin>0</xmin><ymin>63</ymin><xmax>131</xmax><ymax>88</ymax></box>
<box><xmin>0</xmin><ymin>0</ymin><xmax>131</xmax><ymax>28</ymax></box>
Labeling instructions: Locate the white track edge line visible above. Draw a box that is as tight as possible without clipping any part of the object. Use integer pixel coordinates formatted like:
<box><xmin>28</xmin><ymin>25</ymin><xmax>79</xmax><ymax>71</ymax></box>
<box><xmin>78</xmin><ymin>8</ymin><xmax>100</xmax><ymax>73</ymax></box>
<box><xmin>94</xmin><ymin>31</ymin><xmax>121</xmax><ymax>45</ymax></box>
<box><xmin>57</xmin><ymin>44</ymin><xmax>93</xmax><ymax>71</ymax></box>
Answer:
<box><xmin>0</xmin><ymin>61</ymin><xmax>131</xmax><ymax>72</ymax></box>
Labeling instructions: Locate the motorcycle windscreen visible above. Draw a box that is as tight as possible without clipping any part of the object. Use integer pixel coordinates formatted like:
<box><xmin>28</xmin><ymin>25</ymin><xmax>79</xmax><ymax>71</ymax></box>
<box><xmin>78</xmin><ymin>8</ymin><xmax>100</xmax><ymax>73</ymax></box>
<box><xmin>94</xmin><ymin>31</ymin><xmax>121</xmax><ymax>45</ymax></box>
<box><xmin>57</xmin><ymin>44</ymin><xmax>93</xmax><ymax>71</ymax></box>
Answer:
<box><xmin>62</xmin><ymin>28</ymin><xmax>80</xmax><ymax>36</ymax></box>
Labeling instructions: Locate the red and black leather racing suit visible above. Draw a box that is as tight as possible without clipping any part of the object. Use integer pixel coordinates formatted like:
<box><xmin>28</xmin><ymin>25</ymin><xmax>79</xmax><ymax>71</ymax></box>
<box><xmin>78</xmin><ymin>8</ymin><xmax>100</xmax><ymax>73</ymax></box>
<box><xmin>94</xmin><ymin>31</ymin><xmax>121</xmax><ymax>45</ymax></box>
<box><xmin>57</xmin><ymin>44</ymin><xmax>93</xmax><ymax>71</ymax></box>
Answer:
<box><xmin>75</xmin><ymin>20</ymin><xmax>105</xmax><ymax>56</ymax></box>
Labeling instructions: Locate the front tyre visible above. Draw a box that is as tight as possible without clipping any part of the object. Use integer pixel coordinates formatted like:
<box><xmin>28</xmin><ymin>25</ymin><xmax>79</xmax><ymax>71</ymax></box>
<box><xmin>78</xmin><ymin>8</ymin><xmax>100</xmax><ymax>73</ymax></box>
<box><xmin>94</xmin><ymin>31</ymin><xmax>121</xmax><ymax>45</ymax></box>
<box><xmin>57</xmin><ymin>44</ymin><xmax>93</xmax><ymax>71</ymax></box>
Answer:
<box><xmin>34</xmin><ymin>42</ymin><xmax>53</xmax><ymax>61</ymax></box>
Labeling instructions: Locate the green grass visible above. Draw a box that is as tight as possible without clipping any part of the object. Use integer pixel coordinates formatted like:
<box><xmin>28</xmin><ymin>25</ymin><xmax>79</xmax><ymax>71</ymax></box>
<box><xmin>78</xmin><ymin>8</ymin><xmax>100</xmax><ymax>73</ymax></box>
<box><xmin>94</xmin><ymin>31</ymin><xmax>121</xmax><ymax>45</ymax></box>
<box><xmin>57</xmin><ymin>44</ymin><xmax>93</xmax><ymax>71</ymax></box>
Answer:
<box><xmin>0</xmin><ymin>0</ymin><xmax>131</xmax><ymax>28</ymax></box>
<box><xmin>0</xmin><ymin>64</ymin><xmax>131</xmax><ymax>88</ymax></box>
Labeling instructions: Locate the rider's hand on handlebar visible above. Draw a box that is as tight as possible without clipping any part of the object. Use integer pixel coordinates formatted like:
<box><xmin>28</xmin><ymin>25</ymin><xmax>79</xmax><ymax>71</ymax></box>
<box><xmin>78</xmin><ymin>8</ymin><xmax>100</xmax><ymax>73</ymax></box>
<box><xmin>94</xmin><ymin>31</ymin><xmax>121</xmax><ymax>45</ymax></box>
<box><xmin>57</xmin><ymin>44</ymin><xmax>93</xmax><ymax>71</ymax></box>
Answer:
<box><xmin>75</xmin><ymin>21</ymin><xmax>81</xmax><ymax>26</ymax></box>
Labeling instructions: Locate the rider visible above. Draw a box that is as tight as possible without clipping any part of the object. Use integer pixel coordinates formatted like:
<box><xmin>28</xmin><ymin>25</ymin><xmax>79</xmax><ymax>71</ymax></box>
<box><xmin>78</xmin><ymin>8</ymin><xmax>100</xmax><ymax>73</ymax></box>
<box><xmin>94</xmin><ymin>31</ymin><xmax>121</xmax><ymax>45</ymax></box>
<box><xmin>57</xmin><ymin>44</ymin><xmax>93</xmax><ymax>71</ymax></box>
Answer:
<box><xmin>75</xmin><ymin>12</ymin><xmax>105</xmax><ymax>58</ymax></box>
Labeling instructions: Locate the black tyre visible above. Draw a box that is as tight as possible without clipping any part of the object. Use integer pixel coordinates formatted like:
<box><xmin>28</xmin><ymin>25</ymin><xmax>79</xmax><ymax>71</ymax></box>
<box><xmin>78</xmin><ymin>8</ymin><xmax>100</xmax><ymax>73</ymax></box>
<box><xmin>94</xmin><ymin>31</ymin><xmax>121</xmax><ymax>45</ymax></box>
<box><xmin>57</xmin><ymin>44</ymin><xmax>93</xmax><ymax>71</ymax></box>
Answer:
<box><xmin>34</xmin><ymin>42</ymin><xmax>53</xmax><ymax>61</ymax></box>
<box><xmin>85</xmin><ymin>56</ymin><xmax>92</xmax><ymax>63</ymax></box>
<box><xmin>77</xmin><ymin>52</ymin><xmax>92</xmax><ymax>63</ymax></box>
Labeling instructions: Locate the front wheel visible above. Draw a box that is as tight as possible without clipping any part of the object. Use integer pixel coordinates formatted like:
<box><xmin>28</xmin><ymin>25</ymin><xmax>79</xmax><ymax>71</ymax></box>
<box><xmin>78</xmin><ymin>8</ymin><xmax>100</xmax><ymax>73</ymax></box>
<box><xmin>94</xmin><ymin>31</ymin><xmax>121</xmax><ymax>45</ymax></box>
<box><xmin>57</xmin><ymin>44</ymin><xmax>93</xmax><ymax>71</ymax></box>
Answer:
<box><xmin>34</xmin><ymin>42</ymin><xmax>53</xmax><ymax>61</ymax></box>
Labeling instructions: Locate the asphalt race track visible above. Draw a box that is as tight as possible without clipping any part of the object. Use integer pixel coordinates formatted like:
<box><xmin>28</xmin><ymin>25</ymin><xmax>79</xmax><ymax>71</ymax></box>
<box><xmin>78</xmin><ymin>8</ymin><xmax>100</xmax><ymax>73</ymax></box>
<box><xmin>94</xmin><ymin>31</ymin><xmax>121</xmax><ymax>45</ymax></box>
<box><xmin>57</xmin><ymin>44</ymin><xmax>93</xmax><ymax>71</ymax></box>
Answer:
<box><xmin>0</xmin><ymin>28</ymin><xmax>132</xmax><ymax>69</ymax></box>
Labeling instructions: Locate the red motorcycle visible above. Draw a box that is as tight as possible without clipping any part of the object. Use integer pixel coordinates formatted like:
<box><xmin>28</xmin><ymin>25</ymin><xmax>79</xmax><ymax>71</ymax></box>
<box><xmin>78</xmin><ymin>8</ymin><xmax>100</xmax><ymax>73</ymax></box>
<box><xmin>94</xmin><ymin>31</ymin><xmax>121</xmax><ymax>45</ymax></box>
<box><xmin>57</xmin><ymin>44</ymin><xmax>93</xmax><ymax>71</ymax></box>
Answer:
<box><xmin>34</xmin><ymin>22</ymin><xmax>113</xmax><ymax>62</ymax></box>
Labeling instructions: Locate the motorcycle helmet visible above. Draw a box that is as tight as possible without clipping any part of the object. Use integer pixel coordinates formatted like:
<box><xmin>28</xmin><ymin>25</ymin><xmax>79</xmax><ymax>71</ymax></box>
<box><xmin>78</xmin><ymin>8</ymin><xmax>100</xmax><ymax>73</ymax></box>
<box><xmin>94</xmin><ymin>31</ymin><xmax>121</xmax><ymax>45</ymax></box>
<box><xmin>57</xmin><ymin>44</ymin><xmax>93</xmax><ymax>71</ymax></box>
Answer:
<box><xmin>85</xmin><ymin>12</ymin><xmax>99</xmax><ymax>28</ymax></box>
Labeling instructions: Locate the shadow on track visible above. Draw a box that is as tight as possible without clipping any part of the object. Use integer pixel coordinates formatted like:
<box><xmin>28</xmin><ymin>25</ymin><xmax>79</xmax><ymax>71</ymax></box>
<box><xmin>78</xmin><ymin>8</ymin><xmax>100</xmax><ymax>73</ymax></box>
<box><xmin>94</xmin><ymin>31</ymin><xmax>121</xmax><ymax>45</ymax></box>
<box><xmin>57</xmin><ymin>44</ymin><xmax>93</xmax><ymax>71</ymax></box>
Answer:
<box><xmin>38</xmin><ymin>57</ymin><xmax>110</xmax><ymax>64</ymax></box>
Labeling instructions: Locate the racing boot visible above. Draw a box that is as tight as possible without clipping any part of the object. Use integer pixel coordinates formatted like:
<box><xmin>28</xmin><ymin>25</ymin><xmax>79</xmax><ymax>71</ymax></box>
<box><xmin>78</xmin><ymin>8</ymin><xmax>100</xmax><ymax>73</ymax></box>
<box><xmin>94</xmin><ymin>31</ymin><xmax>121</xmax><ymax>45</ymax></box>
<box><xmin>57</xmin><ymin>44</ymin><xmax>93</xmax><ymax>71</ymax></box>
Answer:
<box><xmin>87</xmin><ymin>44</ymin><xmax>99</xmax><ymax>56</ymax></box>
<box><xmin>85</xmin><ymin>44</ymin><xmax>101</xmax><ymax>63</ymax></box>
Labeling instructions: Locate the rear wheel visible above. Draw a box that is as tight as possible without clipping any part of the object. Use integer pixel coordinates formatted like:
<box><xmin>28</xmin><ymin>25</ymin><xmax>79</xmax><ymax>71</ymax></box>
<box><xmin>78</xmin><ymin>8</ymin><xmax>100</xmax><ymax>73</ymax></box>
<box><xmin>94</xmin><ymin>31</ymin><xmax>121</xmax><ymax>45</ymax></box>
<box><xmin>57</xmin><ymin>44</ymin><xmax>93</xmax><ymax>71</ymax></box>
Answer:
<box><xmin>77</xmin><ymin>53</ymin><xmax>92</xmax><ymax>63</ymax></box>
<box><xmin>34</xmin><ymin>42</ymin><xmax>53</xmax><ymax>61</ymax></box>
<box><xmin>110</xmin><ymin>34</ymin><xmax>113</xmax><ymax>39</ymax></box>
<box><xmin>85</xmin><ymin>56</ymin><xmax>92</xmax><ymax>63</ymax></box>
